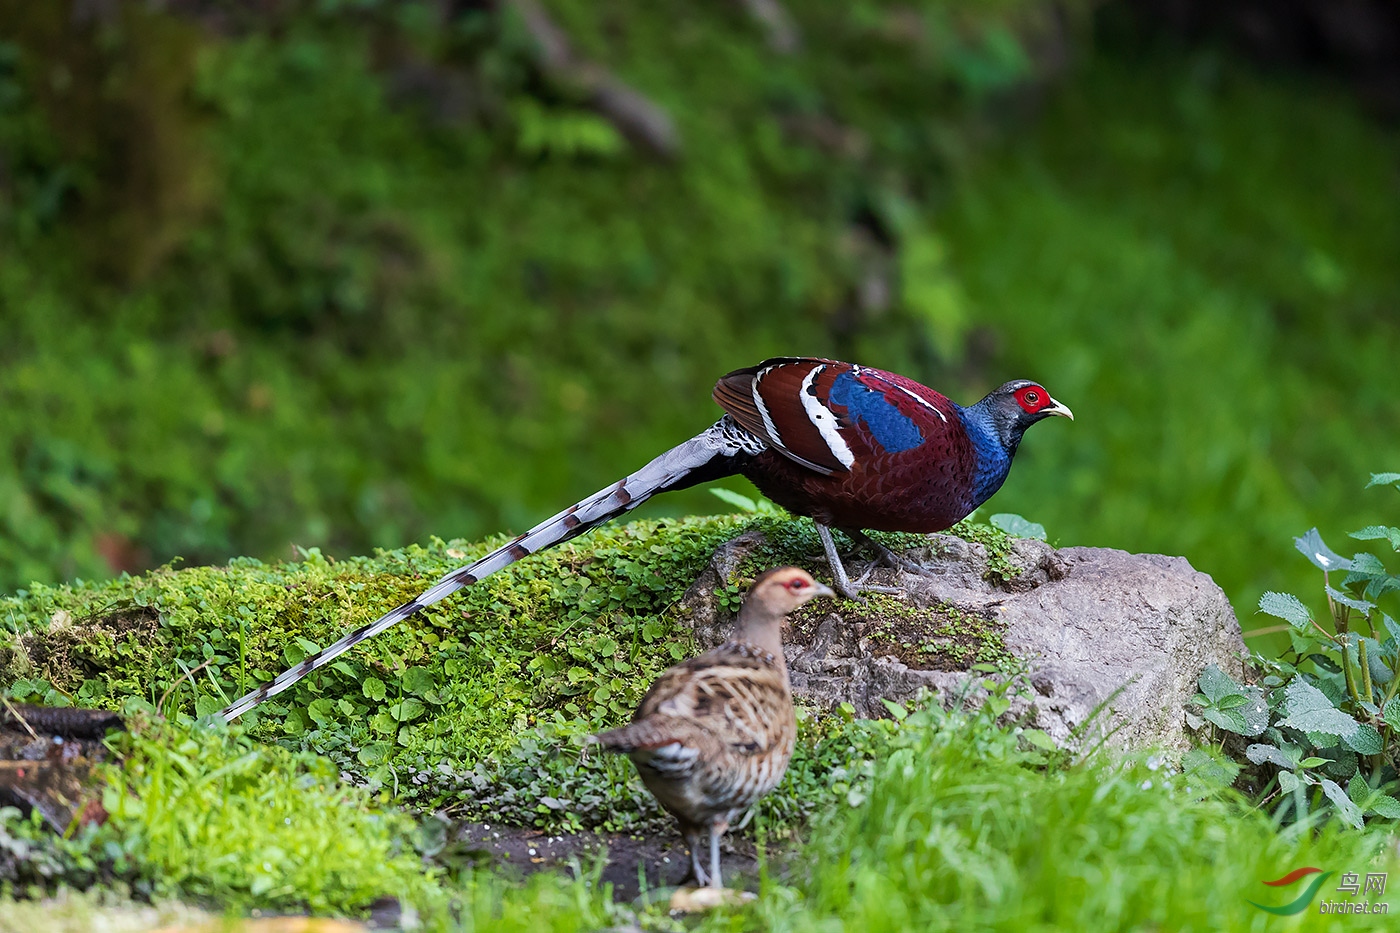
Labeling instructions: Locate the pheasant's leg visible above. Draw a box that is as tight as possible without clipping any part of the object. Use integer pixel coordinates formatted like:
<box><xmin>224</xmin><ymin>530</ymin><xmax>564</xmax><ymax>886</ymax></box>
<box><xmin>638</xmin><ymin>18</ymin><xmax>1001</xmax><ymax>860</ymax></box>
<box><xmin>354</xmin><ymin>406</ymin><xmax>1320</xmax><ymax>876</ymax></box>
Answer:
<box><xmin>816</xmin><ymin>523</ymin><xmax>858</xmax><ymax>598</ymax></box>
<box><xmin>845</xmin><ymin>528</ymin><xmax>937</xmax><ymax>579</ymax></box>
<box><xmin>682</xmin><ymin>827</ymin><xmax>708</xmax><ymax>887</ymax></box>
<box><xmin>817</xmin><ymin>524</ymin><xmax>900</xmax><ymax>599</ymax></box>
<box><xmin>708</xmin><ymin>817</ymin><xmax>729</xmax><ymax>889</ymax></box>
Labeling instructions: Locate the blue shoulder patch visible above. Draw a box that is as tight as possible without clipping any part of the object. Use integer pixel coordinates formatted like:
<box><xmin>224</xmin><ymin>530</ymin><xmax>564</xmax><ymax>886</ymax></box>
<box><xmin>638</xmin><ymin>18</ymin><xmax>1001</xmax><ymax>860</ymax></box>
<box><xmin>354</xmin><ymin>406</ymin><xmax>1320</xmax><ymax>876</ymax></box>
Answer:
<box><xmin>828</xmin><ymin>371</ymin><xmax>924</xmax><ymax>454</ymax></box>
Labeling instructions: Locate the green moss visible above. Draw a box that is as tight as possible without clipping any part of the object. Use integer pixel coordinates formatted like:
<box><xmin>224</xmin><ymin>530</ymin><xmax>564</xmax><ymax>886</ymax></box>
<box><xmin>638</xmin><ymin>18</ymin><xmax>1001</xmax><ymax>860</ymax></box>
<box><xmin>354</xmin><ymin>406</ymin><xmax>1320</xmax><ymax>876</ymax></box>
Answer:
<box><xmin>853</xmin><ymin>593</ymin><xmax>1010</xmax><ymax>669</ymax></box>
<box><xmin>709</xmin><ymin>509</ymin><xmax>1021</xmax><ymax>592</ymax></box>
<box><xmin>948</xmin><ymin>518</ymin><xmax>1019</xmax><ymax>583</ymax></box>
<box><xmin>1</xmin><ymin>516</ymin><xmax>754</xmax><ymax>792</ymax></box>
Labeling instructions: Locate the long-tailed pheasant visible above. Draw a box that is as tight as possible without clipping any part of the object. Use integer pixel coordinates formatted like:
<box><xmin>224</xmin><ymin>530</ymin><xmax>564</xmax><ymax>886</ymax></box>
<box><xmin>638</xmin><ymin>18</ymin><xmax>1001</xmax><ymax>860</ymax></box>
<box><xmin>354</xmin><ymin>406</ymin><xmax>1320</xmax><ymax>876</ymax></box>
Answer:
<box><xmin>594</xmin><ymin>566</ymin><xmax>832</xmax><ymax>888</ymax></box>
<box><xmin>219</xmin><ymin>357</ymin><xmax>1069</xmax><ymax>721</ymax></box>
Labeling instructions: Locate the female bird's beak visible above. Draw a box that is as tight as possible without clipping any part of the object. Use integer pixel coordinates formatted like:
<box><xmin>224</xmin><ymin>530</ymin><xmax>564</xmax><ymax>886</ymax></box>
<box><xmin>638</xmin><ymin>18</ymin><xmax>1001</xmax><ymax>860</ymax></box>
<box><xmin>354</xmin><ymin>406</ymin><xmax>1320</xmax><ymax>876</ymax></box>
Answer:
<box><xmin>1043</xmin><ymin>397</ymin><xmax>1074</xmax><ymax>421</ymax></box>
<box><xmin>811</xmin><ymin>582</ymin><xmax>837</xmax><ymax>599</ymax></box>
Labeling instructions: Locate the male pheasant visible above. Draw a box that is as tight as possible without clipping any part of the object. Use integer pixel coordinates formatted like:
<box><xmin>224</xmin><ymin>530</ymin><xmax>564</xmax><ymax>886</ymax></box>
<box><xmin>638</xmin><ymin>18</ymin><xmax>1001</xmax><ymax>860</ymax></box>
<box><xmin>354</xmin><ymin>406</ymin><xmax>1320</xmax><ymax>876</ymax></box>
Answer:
<box><xmin>594</xmin><ymin>566</ymin><xmax>833</xmax><ymax>888</ymax></box>
<box><xmin>220</xmin><ymin>357</ymin><xmax>1070</xmax><ymax>721</ymax></box>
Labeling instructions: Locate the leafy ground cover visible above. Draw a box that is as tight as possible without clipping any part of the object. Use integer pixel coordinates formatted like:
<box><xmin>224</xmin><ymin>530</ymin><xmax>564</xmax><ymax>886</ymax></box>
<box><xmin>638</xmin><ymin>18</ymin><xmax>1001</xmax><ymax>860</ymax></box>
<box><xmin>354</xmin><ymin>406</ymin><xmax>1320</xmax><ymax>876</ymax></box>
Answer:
<box><xmin>1184</xmin><ymin>473</ymin><xmax>1400</xmax><ymax>830</ymax></box>
<box><xmin>0</xmin><ymin>0</ymin><xmax>1040</xmax><ymax>592</ymax></box>
<box><xmin>1</xmin><ymin>514</ymin><xmax>752</xmax><ymax>806</ymax></box>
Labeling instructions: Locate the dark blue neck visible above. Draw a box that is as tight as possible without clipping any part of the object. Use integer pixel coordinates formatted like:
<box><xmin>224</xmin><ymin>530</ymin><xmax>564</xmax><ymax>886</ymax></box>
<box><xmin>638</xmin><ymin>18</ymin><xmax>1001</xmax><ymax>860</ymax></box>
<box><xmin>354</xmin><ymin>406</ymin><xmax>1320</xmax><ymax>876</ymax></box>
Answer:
<box><xmin>956</xmin><ymin>401</ymin><xmax>1020</xmax><ymax>509</ymax></box>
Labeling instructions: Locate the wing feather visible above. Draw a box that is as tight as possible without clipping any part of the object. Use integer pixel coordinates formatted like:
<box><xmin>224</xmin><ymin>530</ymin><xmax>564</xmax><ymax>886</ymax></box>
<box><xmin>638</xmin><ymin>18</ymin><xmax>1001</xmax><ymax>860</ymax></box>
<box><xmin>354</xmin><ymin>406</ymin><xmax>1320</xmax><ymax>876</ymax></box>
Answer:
<box><xmin>713</xmin><ymin>358</ymin><xmax>853</xmax><ymax>474</ymax></box>
<box><xmin>632</xmin><ymin>646</ymin><xmax>788</xmax><ymax>756</ymax></box>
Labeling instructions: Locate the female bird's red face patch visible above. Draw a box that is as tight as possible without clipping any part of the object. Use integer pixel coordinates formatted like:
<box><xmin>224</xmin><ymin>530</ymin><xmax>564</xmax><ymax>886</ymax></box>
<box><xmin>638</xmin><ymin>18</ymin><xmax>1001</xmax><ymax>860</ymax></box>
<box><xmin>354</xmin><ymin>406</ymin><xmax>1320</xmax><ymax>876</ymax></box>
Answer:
<box><xmin>1013</xmin><ymin>384</ymin><xmax>1052</xmax><ymax>415</ymax></box>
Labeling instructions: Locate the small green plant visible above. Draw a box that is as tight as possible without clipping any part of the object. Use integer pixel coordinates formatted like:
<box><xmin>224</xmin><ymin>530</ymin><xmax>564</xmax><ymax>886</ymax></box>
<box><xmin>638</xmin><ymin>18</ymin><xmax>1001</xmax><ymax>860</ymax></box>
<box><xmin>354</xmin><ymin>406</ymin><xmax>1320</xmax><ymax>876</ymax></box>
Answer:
<box><xmin>1190</xmin><ymin>473</ymin><xmax>1400</xmax><ymax>828</ymax></box>
<box><xmin>989</xmin><ymin>512</ymin><xmax>1047</xmax><ymax>541</ymax></box>
<box><xmin>708</xmin><ymin>487</ymin><xmax>783</xmax><ymax>515</ymax></box>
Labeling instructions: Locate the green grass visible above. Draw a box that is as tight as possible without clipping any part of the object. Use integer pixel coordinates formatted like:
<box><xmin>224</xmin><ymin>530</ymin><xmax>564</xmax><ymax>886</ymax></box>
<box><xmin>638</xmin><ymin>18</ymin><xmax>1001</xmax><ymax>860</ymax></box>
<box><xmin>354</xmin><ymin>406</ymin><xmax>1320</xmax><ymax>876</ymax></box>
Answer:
<box><xmin>423</xmin><ymin>701</ymin><xmax>1400</xmax><ymax>932</ymax></box>
<box><xmin>0</xmin><ymin>890</ymin><xmax>212</xmax><ymax>933</ymax></box>
<box><xmin>0</xmin><ymin>720</ymin><xmax>434</xmax><ymax>914</ymax></box>
<box><xmin>104</xmin><ymin>723</ymin><xmax>435</xmax><ymax>911</ymax></box>
<box><xmin>746</xmin><ymin>702</ymin><xmax>1398</xmax><ymax>931</ymax></box>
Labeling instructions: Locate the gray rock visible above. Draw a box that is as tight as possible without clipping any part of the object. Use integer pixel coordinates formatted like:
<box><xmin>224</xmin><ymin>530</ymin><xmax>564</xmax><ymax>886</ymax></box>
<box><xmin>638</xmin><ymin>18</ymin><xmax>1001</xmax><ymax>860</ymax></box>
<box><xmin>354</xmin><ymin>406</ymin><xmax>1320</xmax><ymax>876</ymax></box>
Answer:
<box><xmin>679</xmin><ymin>530</ymin><xmax>1246</xmax><ymax>751</ymax></box>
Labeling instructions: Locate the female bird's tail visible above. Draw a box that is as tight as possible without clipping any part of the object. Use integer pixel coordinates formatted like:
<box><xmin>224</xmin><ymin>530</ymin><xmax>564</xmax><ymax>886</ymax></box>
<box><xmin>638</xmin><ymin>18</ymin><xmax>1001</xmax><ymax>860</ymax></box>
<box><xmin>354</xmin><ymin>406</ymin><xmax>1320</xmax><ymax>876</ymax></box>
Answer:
<box><xmin>219</xmin><ymin>418</ymin><xmax>764</xmax><ymax>722</ymax></box>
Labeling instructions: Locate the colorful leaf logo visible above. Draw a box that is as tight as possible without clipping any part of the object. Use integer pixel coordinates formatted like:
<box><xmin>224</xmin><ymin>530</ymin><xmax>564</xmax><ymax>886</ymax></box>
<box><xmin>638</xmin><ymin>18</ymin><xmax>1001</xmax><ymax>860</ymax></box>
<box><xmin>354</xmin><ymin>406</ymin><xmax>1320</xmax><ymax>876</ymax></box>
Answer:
<box><xmin>1249</xmin><ymin>867</ymin><xmax>1334</xmax><ymax>915</ymax></box>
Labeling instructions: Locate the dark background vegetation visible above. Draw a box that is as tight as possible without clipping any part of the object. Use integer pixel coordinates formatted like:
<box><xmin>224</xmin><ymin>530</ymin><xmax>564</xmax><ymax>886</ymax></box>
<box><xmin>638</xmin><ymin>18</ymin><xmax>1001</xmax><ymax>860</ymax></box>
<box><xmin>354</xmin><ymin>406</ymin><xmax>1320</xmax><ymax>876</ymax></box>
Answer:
<box><xmin>1</xmin><ymin>0</ymin><xmax>1397</xmax><ymax>633</ymax></box>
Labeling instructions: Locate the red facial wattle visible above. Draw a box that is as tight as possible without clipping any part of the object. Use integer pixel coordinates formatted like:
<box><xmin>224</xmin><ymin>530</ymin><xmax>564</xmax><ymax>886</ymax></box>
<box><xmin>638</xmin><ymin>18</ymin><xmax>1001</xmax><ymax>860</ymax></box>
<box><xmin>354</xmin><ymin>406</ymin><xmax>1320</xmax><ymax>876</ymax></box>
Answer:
<box><xmin>1014</xmin><ymin>385</ymin><xmax>1050</xmax><ymax>414</ymax></box>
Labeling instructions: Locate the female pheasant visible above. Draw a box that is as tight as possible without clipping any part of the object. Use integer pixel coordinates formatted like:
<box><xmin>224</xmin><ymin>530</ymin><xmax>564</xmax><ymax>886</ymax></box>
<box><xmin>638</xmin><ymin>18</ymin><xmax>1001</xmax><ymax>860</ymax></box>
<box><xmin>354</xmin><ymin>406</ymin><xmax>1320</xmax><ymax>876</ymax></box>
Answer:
<box><xmin>219</xmin><ymin>358</ymin><xmax>1069</xmax><ymax>721</ymax></box>
<box><xmin>594</xmin><ymin>566</ymin><xmax>833</xmax><ymax>888</ymax></box>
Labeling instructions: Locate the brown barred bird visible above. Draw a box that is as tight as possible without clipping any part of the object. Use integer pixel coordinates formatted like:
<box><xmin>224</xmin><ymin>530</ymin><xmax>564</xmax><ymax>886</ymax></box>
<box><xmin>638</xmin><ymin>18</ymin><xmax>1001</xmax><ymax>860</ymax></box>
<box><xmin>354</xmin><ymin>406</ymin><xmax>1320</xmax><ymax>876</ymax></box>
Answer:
<box><xmin>593</xmin><ymin>566</ymin><xmax>834</xmax><ymax>888</ymax></box>
<box><xmin>220</xmin><ymin>358</ymin><xmax>1068</xmax><ymax>722</ymax></box>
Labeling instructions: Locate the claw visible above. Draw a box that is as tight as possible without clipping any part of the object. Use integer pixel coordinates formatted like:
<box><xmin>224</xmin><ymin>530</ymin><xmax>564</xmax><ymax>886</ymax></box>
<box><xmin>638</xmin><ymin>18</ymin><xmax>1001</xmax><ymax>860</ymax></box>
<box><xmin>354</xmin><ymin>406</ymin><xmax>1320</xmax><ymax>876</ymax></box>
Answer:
<box><xmin>818</xmin><ymin>524</ymin><xmax>904</xmax><ymax>598</ymax></box>
<box><xmin>849</xmin><ymin>529</ymin><xmax>937</xmax><ymax>579</ymax></box>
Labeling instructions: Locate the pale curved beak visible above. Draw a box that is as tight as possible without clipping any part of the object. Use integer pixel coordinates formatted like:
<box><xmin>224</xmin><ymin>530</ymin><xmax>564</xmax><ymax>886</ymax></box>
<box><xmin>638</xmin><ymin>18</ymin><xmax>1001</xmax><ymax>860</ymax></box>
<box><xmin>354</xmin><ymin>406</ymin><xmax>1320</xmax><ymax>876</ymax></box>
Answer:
<box><xmin>1044</xmin><ymin>396</ymin><xmax>1074</xmax><ymax>421</ymax></box>
<box><xmin>811</xmin><ymin>582</ymin><xmax>837</xmax><ymax>599</ymax></box>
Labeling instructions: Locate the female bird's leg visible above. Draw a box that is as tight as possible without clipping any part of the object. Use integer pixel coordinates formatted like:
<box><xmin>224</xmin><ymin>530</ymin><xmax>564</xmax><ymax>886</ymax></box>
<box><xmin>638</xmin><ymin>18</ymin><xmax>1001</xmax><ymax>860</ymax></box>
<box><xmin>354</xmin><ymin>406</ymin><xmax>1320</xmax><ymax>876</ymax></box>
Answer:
<box><xmin>845</xmin><ymin>528</ymin><xmax>938</xmax><ymax>580</ymax></box>
<box><xmin>683</xmin><ymin>827</ymin><xmax>709</xmax><ymax>887</ymax></box>
<box><xmin>816</xmin><ymin>524</ymin><xmax>901</xmax><ymax>599</ymax></box>
<box><xmin>708</xmin><ymin>817</ymin><xmax>729</xmax><ymax>889</ymax></box>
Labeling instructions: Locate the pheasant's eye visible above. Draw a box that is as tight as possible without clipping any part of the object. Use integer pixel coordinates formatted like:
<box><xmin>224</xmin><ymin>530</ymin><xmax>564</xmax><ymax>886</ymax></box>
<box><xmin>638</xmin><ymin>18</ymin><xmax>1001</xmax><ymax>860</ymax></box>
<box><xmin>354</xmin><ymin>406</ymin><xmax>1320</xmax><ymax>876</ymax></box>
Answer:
<box><xmin>788</xmin><ymin>579</ymin><xmax>807</xmax><ymax>591</ymax></box>
<box><xmin>1014</xmin><ymin>386</ymin><xmax>1047</xmax><ymax>413</ymax></box>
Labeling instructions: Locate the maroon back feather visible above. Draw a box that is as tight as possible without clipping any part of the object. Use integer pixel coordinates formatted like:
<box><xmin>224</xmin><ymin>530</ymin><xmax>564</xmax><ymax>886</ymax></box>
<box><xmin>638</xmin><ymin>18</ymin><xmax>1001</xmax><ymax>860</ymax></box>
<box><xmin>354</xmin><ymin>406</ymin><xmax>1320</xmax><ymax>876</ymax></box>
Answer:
<box><xmin>715</xmin><ymin>357</ymin><xmax>975</xmax><ymax>532</ymax></box>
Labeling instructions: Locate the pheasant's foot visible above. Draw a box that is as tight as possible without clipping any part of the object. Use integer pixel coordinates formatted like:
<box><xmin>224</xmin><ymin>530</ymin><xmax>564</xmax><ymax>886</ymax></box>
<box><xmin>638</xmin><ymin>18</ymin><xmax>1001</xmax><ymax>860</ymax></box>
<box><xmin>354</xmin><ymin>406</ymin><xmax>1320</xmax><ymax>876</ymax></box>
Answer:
<box><xmin>847</xmin><ymin>529</ymin><xmax>938</xmax><ymax>580</ymax></box>
<box><xmin>850</xmin><ymin>564</ymin><xmax>903</xmax><ymax>594</ymax></box>
<box><xmin>817</xmin><ymin>524</ymin><xmax>902</xmax><ymax>599</ymax></box>
<box><xmin>681</xmin><ymin>832</ymin><xmax>709</xmax><ymax>887</ymax></box>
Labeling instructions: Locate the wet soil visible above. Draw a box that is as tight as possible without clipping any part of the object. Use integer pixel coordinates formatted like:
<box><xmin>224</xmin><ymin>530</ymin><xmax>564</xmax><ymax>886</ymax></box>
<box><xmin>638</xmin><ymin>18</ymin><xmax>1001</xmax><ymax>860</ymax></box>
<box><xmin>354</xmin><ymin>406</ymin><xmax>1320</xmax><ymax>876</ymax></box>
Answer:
<box><xmin>450</xmin><ymin>821</ymin><xmax>766</xmax><ymax>902</ymax></box>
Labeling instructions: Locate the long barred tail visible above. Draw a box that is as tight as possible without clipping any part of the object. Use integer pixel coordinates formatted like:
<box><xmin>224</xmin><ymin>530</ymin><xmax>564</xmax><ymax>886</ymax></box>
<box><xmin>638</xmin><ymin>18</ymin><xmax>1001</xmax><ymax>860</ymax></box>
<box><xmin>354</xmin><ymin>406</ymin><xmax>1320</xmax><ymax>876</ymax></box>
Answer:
<box><xmin>218</xmin><ymin>418</ymin><xmax>763</xmax><ymax>722</ymax></box>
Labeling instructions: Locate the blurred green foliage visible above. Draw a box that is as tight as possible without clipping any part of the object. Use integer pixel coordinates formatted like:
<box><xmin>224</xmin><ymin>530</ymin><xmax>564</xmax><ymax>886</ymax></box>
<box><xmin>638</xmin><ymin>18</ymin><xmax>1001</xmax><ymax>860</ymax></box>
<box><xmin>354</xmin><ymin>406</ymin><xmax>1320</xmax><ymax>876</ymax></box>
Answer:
<box><xmin>0</xmin><ymin>1</ymin><xmax>1395</xmax><ymax>632</ymax></box>
<box><xmin>0</xmin><ymin>0</ymin><xmax>1051</xmax><ymax>588</ymax></box>
<box><xmin>938</xmin><ymin>42</ymin><xmax>1400</xmax><ymax>629</ymax></box>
